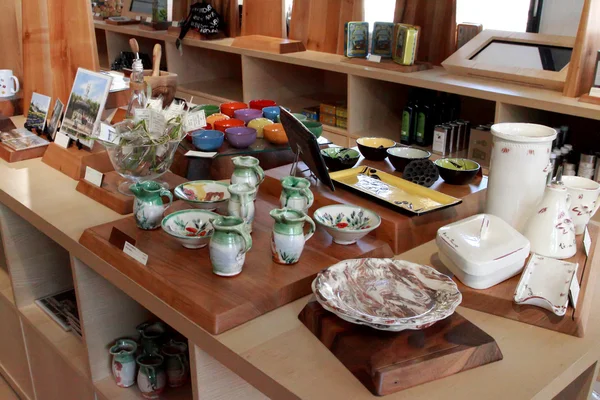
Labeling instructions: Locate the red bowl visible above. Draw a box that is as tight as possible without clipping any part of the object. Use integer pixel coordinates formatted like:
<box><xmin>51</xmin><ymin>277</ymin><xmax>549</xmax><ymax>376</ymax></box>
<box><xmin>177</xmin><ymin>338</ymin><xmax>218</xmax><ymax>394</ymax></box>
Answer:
<box><xmin>214</xmin><ymin>118</ymin><xmax>245</xmax><ymax>133</ymax></box>
<box><xmin>220</xmin><ymin>102</ymin><xmax>248</xmax><ymax>118</ymax></box>
<box><xmin>249</xmin><ymin>99</ymin><xmax>277</xmax><ymax>110</ymax></box>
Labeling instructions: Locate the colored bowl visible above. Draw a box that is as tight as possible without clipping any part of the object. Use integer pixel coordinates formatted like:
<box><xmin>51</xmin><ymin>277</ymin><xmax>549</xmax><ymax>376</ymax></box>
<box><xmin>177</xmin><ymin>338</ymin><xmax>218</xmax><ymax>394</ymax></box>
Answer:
<box><xmin>191</xmin><ymin>104</ymin><xmax>220</xmax><ymax>116</ymax></box>
<box><xmin>247</xmin><ymin>117</ymin><xmax>274</xmax><ymax>138</ymax></box>
<box><xmin>174</xmin><ymin>180</ymin><xmax>230</xmax><ymax>211</ymax></box>
<box><xmin>249</xmin><ymin>99</ymin><xmax>277</xmax><ymax>110</ymax></box>
<box><xmin>191</xmin><ymin>129</ymin><xmax>224</xmax><ymax>151</ymax></box>
<box><xmin>161</xmin><ymin>209</ymin><xmax>219</xmax><ymax>249</ymax></box>
<box><xmin>313</xmin><ymin>204</ymin><xmax>381</xmax><ymax>245</ymax></box>
<box><xmin>233</xmin><ymin>108</ymin><xmax>264</xmax><ymax>125</ymax></box>
<box><xmin>434</xmin><ymin>158</ymin><xmax>481</xmax><ymax>185</ymax></box>
<box><xmin>386</xmin><ymin>147</ymin><xmax>431</xmax><ymax>172</ymax></box>
<box><xmin>225</xmin><ymin>126</ymin><xmax>257</xmax><ymax>148</ymax></box>
<box><xmin>262</xmin><ymin>106</ymin><xmax>281</xmax><ymax>121</ymax></box>
<box><xmin>301</xmin><ymin>120</ymin><xmax>323</xmax><ymax>138</ymax></box>
<box><xmin>214</xmin><ymin>118</ymin><xmax>245</xmax><ymax>133</ymax></box>
<box><xmin>320</xmin><ymin>147</ymin><xmax>360</xmax><ymax>172</ymax></box>
<box><xmin>356</xmin><ymin>137</ymin><xmax>396</xmax><ymax>161</ymax></box>
<box><xmin>220</xmin><ymin>102</ymin><xmax>248</xmax><ymax>118</ymax></box>
<box><xmin>206</xmin><ymin>113</ymin><xmax>230</xmax><ymax>129</ymax></box>
<box><xmin>277</xmin><ymin>113</ymin><xmax>307</xmax><ymax>123</ymax></box>
<box><xmin>263</xmin><ymin>123</ymin><xmax>288</xmax><ymax>145</ymax></box>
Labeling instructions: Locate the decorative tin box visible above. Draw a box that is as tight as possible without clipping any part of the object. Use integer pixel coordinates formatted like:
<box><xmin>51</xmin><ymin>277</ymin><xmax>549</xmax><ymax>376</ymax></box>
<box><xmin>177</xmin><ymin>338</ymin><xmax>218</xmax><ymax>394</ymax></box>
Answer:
<box><xmin>392</xmin><ymin>23</ymin><xmax>419</xmax><ymax>65</ymax></box>
<box><xmin>371</xmin><ymin>22</ymin><xmax>394</xmax><ymax>58</ymax></box>
<box><xmin>344</xmin><ymin>22</ymin><xmax>369</xmax><ymax>58</ymax></box>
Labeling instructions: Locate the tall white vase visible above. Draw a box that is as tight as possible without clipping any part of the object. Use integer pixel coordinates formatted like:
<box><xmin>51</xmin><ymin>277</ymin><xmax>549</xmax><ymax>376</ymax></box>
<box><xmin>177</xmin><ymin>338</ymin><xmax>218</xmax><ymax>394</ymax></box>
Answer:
<box><xmin>485</xmin><ymin>123</ymin><xmax>557</xmax><ymax>231</ymax></box>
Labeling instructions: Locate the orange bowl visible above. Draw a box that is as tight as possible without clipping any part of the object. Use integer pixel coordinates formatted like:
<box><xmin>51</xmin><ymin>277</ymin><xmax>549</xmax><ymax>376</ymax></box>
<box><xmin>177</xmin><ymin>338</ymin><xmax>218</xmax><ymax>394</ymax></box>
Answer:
<box><xmin>214</xmin><ymin>118</ymin><xmax>245</xmax><ymax>133</ymax></box>
<box><xmin>220</xmin><ymin>102</ymin><xmax>248</xmax><ymax>118</ymax></box>
<box><xmin>206</xmin><ymin>113</ymin><xmax>230</xmax><ymax>129</ymax></box>
<box><xmin>263</xmin><ymin>123</ymin><xmax>289</xmax><ymax>145</ymax></box>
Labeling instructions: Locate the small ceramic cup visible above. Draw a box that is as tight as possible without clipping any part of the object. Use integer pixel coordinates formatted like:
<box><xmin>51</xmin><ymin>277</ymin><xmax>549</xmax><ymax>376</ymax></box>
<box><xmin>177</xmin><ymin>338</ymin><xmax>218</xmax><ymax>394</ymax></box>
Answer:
<box><xmin>233</xmin><ymin>108</ymin><xmax>263</xmax><ymax>125</ymax></box>
<box><xmin>562</xmin><ymin>176</ymin><xmax>600</xmax><ymax>235</ymax></box>
<box><xmin>249</xmin><ymin>99</ymin><xmax>276</xmax><ymax>110</ymax></box>
<box><xmin>247</xmin><ymin>117</ymin><xmax>274</xmax><ymax>138</ymax></box>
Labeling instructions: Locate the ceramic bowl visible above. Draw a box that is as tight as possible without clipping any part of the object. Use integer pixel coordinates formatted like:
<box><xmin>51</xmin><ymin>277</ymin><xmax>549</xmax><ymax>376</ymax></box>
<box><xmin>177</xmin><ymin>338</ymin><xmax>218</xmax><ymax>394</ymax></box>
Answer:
<box><xmin>213</xmin><ymin>118</ymin><xmax>245</xmax><ymax>133</ymax></box>
<box><xmin>263</xmin><ymin>123</ymin><xmax>288</xmax><ymax>145</ymax></box>
<box><xmin>191</xmin><ymin>129</ymin><xmax>224</xmax><ymax>151</ymax></box>
<box><xmin>233</xmin><ymin>108</ymin><xmax>263</xmax><ymax>125</ymax></box>
<box><xmin>247</xmin><ymin>117</ymin><xmax>274</xmax><ymax>138</ymax></box>
<box><xmin>262</xmin><ymin>106</ymin><xmax>280</xmax><ymax>121</ymax></box>
<box><xmin>220</xmin><ymin>102</ymin><xmax>248</xmax><ymax>118</ymax></box>
<box><xmin>191</xmin><ymin>104</ymin><xmax>220</xmax><ymax>116</ymax></box>
<box><xmin>249</xmin><ymin>99</ymin><xmax>276</xmax><ymax>110</ymax></box>
<box><xmin>225</xmin><ymin>127</ymin><xmax>257</xmax><ymax>149</ymax></box>
<box><xmin>313</xmin><ymin>205</ymin><xmax>381</xmax><ymax>245</ymax></box>
<box><xmin>277</xmin><ymin>113</ymin><xmax>307</xmax><ymax>123</ymax></box>
<box><xmin>161</xmin><ymin>209</ymin><xmax>219</xmax><ymax>249</ymax></box>
<box><xmin>320</xmin><ymin>147</ymin><xmax>360</xmax><ymax>172</ymax></box>
<box><xmin>356</xmin><ymin>137</ymin><xmax>396</xmax><ymax>161</ymax></box>
<box><xmin>301</xmin><ymin>120</ymin><xmax>323</xmax><ymax>138</ymax></box>
<box><xmin>434</xmin><ymin>158</ymin><xmax>480</xmax><ymax>185</ymax></box>
<box><xmin>174</xmin><ymin>180</ymin><xmax>230</xmax><ymax>210</ymax></box>
<box><xmin>206</xmin><ymin>113</ymin><xmax>230</xmax><ymax>129</ymax></box>
<box><xmin>387</xmin><ymin>147</ymin><xmax>431</xmax><ymax>172</ymax></box>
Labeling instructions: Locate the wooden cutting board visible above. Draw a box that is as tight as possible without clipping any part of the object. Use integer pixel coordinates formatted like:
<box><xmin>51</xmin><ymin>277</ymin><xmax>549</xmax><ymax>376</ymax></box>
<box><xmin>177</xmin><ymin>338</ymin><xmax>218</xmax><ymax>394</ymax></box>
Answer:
<box><xmin>299</xmin><ymin>299</ymin><xmax>503</xmax><ymax>396</ymax></box>
<box><xmin>240</xmin><ymin>0</ymin><xmax>285</xmax><ymax>38</ymax></box>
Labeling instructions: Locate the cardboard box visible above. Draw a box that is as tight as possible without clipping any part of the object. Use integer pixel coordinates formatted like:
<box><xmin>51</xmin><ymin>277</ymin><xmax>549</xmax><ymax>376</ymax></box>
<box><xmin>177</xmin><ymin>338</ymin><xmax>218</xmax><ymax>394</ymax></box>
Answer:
<box><xmin>320</xmin><ymin>113</ymin><xmax>336</xmax><ymax>126</ymax></box>
<box><xmin>336</xmin><ymin>116</ymin><xmax>347</xmax><ymax>129</ymax></box>
<box><xmin>468</xmin><ymin>126</ymin><xmax>493</xmax><ymax>168</ymax></box>
<box><xmin>301</xmin><ymin>106</ymin><xmax>319</xmax><ymax>121</ymax></box>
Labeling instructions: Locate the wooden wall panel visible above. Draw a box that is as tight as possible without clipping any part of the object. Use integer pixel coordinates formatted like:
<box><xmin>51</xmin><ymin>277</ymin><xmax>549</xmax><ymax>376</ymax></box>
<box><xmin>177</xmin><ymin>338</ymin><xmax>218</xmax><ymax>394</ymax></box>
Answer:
<box><xmin>0</xmin><ymin>0</ymin><xmax>23</xmax><ymax>81</ymax></box>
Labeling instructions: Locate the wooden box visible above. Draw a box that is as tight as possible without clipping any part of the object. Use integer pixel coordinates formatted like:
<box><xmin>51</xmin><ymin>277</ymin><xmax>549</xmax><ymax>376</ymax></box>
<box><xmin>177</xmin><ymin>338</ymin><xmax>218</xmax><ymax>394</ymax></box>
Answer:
<box><xmin>41</xmin><ymin>142</ymin><xmax>114</xmax><ymax>180</ymax></box>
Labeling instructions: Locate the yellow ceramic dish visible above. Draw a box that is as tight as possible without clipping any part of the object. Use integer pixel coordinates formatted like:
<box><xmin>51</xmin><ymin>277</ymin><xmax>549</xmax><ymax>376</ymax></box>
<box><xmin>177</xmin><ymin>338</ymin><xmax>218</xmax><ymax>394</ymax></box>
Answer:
<box><xmin>356</xmin><ymin>137</ymin><xmax>396</xmax><ymax>148</ymax></box>
<box><xmin>329</xmin><ymin>166</ymin><xmax>462</xmax><ymax>215</ymax></box>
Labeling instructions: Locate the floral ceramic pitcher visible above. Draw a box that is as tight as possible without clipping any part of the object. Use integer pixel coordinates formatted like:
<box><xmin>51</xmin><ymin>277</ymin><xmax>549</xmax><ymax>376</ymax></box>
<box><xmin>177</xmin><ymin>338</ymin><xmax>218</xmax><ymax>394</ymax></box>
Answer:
<box><xmin>136</xmin><ymin>354</ymin><xmax>166</xmax><ymax>399</ymax></box>
<box><xmin>270</xmin><ymin>208</ymin><xmax>315</xmax><ymax>265</ymax></box>
<box><xmin>231</xmin><ymin>156</ymin><xmax>265</xmax><ymax>194</ymax></box>
<box><xmin>209</xmin><ymin>216</ymin><xmax>253</xmax><ymax>276</ymax></box>
<box><xmin>130</xmin><ymin>181</ymin><xmax>173</xmax><ymax>230</ymax></box>
<box><xmin>137</xmin><ymin>321</ymin><xmax>167</xmax><ymax>355</ymax></box>
<box><xmin>109</xmin><ymin>339</ymin><xmax>138</xmax><ymax>388</ymax></box>
<box><xmin>161</xmin><ymin>340</ymin><xmax>189</xmax><ymax>388</ymax></box>
<box><xmin>227</xmin><ymin>183</ymin><xmax>257</xmax><ymax>233</ymax></box>
<box><xmin>280</xmin><ymin>176</ymin><xmax>314</xmax><ymax>213</ymax></box>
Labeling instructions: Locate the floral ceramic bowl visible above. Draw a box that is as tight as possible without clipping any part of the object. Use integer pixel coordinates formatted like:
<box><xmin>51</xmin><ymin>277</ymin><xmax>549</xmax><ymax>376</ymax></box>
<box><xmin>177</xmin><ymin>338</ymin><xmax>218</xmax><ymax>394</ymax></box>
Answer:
<box><xmin>313</xmin><ymin>204</ymin><xmax>381</xmax><ymax>245</ymax></box>
<box><xmin>161</xmin><ymin>209</ymin><xmax>219</xmax><ymax>249</ymax></box>
<box><xmin>174</xmin><ymin>181</ymin><xmax>230</xmax><ymax>211</ymax></box>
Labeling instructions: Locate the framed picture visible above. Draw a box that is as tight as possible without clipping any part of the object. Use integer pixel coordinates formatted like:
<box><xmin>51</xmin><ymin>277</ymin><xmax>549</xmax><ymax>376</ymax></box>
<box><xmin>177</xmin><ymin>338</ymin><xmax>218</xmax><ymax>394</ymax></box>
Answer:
<box><xmin>26</xmin><ymin>92</ymin><xmax>52</xmax><ymax>132</ymax></box>
<box><xmin>47</xmin><ymin>99</ymin><xmax>64</xmax><ymax>140</ymax></box>
<box><xmin>122</xmin><ymin>0</ymin><xmax>172</xmax><ymax>21</ymax></box>
<box><xmin>61</xmin><ymin>68</ymin><xmax>112</xmax><ymax>149</ymax></box>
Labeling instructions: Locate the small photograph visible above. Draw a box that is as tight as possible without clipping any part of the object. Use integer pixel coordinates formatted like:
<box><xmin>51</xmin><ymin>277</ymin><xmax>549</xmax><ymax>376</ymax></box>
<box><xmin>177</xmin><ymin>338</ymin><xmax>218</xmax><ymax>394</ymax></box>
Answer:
<box><xmin>3</xmin><ymin>135</ymin><xmax>50</xmax><ymax>151</ymax></box>
<box><xmin>61</xmin><ymin>68</ymin><xmax>112</xmax><ymax>144</ymax></box>
<box><xmin>26</xmin><ymin>92</ymin><xmax>52</xmax><ymax>131</ymax></box>
<box><xmin>47</xmin><ymin>99</ymin><xmax>65</xmax><ymax>140</ymax></box>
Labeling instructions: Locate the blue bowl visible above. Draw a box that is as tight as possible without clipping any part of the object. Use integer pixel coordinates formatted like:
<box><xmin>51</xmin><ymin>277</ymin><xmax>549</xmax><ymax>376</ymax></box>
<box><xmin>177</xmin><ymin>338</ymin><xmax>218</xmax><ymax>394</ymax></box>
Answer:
<box><xmin>192</xmin><ymin>129</ymin><xmax>224</xmax><ymax>151</ymax></box>
<box><xmin>262</xmin><ymin>106</ymin><xmax>280</xmax><ymax>121</ymax></box>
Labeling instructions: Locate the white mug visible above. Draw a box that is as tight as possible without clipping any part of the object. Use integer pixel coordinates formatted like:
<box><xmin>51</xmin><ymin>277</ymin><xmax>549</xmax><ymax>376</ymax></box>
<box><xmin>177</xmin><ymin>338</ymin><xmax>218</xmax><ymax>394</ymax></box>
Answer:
<box><xmin>0</xmin><ymin>70</ymin><xmax>19</xmax><ymax>98</ymax></box>
<box><xmin>562</xmin><ymin>176</ymin><xmax>600</xmax><ymax>235</ymax></box>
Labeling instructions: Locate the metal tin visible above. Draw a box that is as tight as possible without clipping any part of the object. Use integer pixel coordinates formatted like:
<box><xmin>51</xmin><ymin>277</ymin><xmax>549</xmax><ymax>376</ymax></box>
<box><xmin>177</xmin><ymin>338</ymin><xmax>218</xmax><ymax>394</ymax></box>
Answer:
<box><xmin>447</xmin><ymin>122</ymin><xmax>459</xmax><ymax>155</ymax></box>
<box><xmin>455</xmin><ymin>120</ymin><xmax>467</xmax><ymax>151</ymax></box>
<box><xmin>392</xmin><ymin>24</ymin><xmax>419</xmax><ymax>66</ymax></box>
<box><xmin>301</xmin><ymin>106</ymin><xmax>319</xmax><ymax>121</ymax></box>
<box><xmin>432</xmin><ymin>124</ymin><xmax>451</xmax><ymax>156</ymax></box>
<box><xmin>336</xmin><ymin>116</ymin><xmax>347</xmax><ymax>129</ymax></box>
<box><xmin>344</xmin><ymin>22</ymin><xmax>369</xmax><ymax>58</ymax></box>
<box><xmin>371</xmin><ymin>22</ymin><xmax>394</xmax><ymax>58</ymax></box>
<box><xmin>319</xmin><ymin>113</ymin><xmax>336</xmax><ymax>126</ymax></box>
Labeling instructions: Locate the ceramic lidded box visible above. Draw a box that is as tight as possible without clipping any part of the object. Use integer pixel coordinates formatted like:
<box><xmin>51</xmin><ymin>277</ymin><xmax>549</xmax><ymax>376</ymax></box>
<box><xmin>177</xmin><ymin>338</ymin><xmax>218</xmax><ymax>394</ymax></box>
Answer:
<box><xmin>436</xmin><ymin>214</ymin><xmax>530</xmax><ymax>289</ymax></box>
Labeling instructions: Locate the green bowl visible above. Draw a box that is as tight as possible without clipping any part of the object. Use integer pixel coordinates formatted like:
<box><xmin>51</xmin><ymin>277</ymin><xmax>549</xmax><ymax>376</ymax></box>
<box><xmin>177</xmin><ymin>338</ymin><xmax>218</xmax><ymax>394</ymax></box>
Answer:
<box><xmin>191</xmin><ymin>104</ymin><xmax>220</xmax><ymax>116</ymax></box>
<box><xmin>302</xmin><ymin>120</ymin><xmax>323</xmax><ymax>138</ymax></box>
<box><xmin>277</xmin><ymin>113</ymin><xmax>307</xmax><ymax>123</ymax></box>
<box><xmin>320</xmin><ymin>147</ymin><xmax>360</xmax><ymax>172</ymax></box>
<box><xmin>434</xmin><ymin>158</ymin><xmax>480</xmax><ymax>185</ymax></box>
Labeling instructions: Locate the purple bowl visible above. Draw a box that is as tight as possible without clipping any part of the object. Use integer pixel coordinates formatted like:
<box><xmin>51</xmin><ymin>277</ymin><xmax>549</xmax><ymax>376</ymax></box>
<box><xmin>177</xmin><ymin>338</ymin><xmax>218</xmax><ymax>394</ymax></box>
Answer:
<box><xmin>225</xmin><ymin>127</ymin><xmax>257</xmax><ymax>149</ymax></box>
<box><xmin>233</xmin><ymin>108</ymin><xmax>263</xmax><ymax>125</ymax></box>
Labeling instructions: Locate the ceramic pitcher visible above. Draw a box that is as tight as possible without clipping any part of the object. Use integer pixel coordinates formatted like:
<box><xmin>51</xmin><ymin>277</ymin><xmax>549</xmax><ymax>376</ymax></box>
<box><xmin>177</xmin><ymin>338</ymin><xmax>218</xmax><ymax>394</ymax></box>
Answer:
<box><xmin>137</xmin><ymin>321</ymin><xmax>167</xmax><ymax>355</ymax></box>
<box><xmin>109</xmin><ymin>339</ymin><xmax>138</xmax><ymax>388</ymax></box>
<box><xmin>523</xmin><ymin>181</ymin><xmax>576</xmax><ymax>259</ymax></box>
<box><xmin>130</xmin><ymin>181</ymin><xmax>173</xmax><ymax>230</ymax></box>
<box><xmin>231</xmin><ymin>156</ymin><xmax>264</xmax><ymax>195</ymax></box>
<box><xmin>209</xmin><ymin>216</ymin><xmax>253</xmax><ymax>276</ymax></box>
<box><xmin>270</xmin><ymin>208</ymin><xmax>315</xmax><ymax>265</ymax></box>
<box><xmin>280</xmin><ymin>176</ymin><xmax>314</xmax><ymax>213</ymax></box>
<box><xmin>485</xmin><ymin>123</ymin><xmax>557</xmax><ymax>231</ymax></box>
<box><xmin>136</xmin><ymin>354</ymin><xmax>166</xmax><ymax>400</ymax></box>
<box><xmin>562</xmin><ymin>176</ymin><xmax>600</xmax><ymax>235</ymax></box>
<box><xmin>227</xmin><ymin>183</ymin><xmax>257</xmax><ymax>233</ymax></box>
<box><xmin>161</xmin><ymin>340</ymin><xmax>189</xmax><ymax>388</ymax></box>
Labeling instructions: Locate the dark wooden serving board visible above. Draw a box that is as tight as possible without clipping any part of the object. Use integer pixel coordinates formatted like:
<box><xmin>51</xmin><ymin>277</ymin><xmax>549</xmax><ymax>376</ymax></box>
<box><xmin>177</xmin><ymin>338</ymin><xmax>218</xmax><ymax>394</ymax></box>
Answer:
<box><xmin>79</xmin><ymin>191</ymin><xmax>393</xmax><ymax>334</ymax></box>
<box><xmin>299</xmin><ymin>299</ymin><xmax>503</xmax><ymax>396</ymax></box>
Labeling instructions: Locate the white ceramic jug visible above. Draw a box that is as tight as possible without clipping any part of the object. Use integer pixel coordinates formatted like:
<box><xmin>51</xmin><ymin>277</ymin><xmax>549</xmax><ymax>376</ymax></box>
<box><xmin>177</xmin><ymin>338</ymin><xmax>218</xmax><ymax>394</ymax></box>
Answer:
<box><xmin>485</xmin><ymin>123</ymin><xmax>557</xmax><ymax>231</ymax></box>
<box><xmin>0</xmin><ymin>70</ymin><xmax>19</xmax><ymax>98</ymax></box>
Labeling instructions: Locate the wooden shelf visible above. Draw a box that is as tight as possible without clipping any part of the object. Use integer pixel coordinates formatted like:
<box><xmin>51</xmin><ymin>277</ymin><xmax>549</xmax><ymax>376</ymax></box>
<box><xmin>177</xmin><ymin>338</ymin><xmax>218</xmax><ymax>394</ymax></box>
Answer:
<box><xmin>19</xmin><ymin>303</ymin><xmax>89</xmax><ymax>380</ymax></box>
<box><xmin>95</xmin><ymin>376</ymin><xmax>193</xmax><ymax>400</ymax></box>
<box><xmin>177</xmin><ymin>78</ymin><xmax>243</xmax><ymax>103</ymax></box>
<box><xmin>0</xmin><ymin>267</ymin><xmax>14</xmax><ymax>306</ymax></box>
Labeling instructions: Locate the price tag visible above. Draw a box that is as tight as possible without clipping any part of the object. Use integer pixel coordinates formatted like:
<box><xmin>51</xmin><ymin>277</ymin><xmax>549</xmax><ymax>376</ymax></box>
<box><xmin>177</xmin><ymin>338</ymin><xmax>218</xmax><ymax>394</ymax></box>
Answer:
<box><xmin>147</xmin><ymin>98</ymin><xmax>163</xmax><ymax>111</ymax></box>
<box><xmin>99</xmin><ymin>123</ymin><xmax>119</xmax><ymax>144</ymax></box>
<box><xmin>145</xmin><ymin>16</ymin><xmax>152</xmax><ymax>23</ymax></box>
<box><xmin>123</xmin><ymin>242</ymin><xmax>148</xmax><ymax>265</ymax></box>
<box><xmin>368</xmin><ymin>54</ymin><xmax>382</xmax><ymax>63</ymax></box>
<box><xmin>184</xmin><ymin>110</ymin><xmax>207</xmax><ymax>133</ymax></box>
<box><xmin>583</xmin><ymin>226</ymin><xmax>592</xmax><ymax>257</ymax></box>
<box><xmin>135</xmin><ymin>15</ymin><xmax>141</xmax><ymax>21</ymax></box>
<box><xmin>172</xmin><ymin>21</ymin><xmax>179</xmax><ymax>27</ymax></box>
<box><xmin>149</xmin><ymin>109</ymin><xmax>167</xmax><ymax>135</ymax></box>
<box><xmin>134</xmin><ymin>108</ymin><xmax>151</xmax><ymax>124</ymax></box>
<box><xmin>569</xmin><ymin>269</ymin><xmax>581</xmax><ymax>308</ymax></box>
<box><xmin>94</xmin><ymin>12</ymin><xmax>100</xmax><ymax>17</ymax></box>
<box><xmin>185</xmin><ymin>150</ymin><xmax>217</xmax><ymax>158</ymax></box>
<box><xmin>54</xmin><ymin>132</ymin><xmax>71</xmax><ymax>148</ymax></box>
<box><xmin>84</xmin><ymin>166</ymin><xmax>104</xmax><ymax>187</ymax></box>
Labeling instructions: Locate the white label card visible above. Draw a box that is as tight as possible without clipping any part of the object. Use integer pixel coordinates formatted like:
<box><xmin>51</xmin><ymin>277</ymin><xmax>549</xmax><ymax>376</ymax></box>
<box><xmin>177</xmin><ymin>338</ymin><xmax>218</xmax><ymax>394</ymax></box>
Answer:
<box><xmin>84</xmin><ymin>166</ymin><xmax>104</xmax><ymax>187</ymax></box>
<box><xmin>368</xmin><ymin>54</ymin><xmax>382</xmax><ymax>63</ymax></box>
<box><xmin>134</xmin><ymin>108</ymin><xmax>151</xmax><ymax>124</ymax></box>
<box><xmin>172</xmin><ymin>21</ymin><xmax>179</xmax><ymax>27</ymax></box>
<box><xmin>123</xmin><ymin>242</ymin><xmax>148</xmax><ymax>265</ymax></box>
<box><xmin>147</xmin><ymin>98</ymin><xmax>163</xmax><ymax>111</ymax></box>
<box><xmin>184</xmin><ymin>110</ymin><xmax>207</xmax><ymax>133</ymax></box>
<box><xmin>569</xmin><ymin>272</ymin><xmax>580</xmax><ymax>308</ymax></box>
<box><xmin>149</xmin><ymin>109</ymin><xmax>166</xmax><ymax>134</ymax></box>
<box><xmin>54</xmin><ymin>132</ymin><xmax>71</xmax><ymax>149</ymax></box>
<box><xmin>145</xmin><ymin>16</ymin><xmax>152</xmax><ymax>23</ymax></box>
<box><xmin>135</xmin><ymin>15</ymin><xmax>141</xmax><ymax>21</ymax></box>
<box><xmin>583</xmin><ymin>226</ymin><xmax>591</xmax><ymax>257</ymax></box>
<box><xmin>185</xmin><ymin>150</ymin><xmax>217</xmax><ymax>158</ymax></box>
<box><xmin>99</xmin><ymin>123</ymin><xmax>119</xmax><ymax>144</ymax></box>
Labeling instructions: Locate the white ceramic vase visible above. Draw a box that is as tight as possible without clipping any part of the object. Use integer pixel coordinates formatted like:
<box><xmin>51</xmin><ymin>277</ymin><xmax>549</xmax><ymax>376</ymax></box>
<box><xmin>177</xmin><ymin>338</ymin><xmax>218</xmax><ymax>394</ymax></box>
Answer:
<box><xmin>562</xmin><ymin>176</ymin><xmax>600</xmax><ymax>235</ymax></box>
<box><xmin>485</xmin><ymin>123</ymin><xmax>557</xmax><ymax>231</ymax></box>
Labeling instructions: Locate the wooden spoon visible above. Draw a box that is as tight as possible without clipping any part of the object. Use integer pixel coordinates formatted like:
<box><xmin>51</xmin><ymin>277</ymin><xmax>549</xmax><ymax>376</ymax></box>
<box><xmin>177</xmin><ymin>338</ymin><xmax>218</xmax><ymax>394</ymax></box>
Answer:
<box><xmin>152</xmin><ymin>44</ymin><xmax>162</xmax><ymax>77</ymax></box>
<box><xmin>129</xmin><ymin>38</ymin><xmax>139</xmax><ymax>55</ymax></box>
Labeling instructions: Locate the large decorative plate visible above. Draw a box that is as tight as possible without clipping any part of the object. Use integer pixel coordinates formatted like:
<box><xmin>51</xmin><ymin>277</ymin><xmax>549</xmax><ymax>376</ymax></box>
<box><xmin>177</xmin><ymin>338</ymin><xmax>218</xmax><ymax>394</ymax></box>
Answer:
<box><xmin>312</xmin><ymin>258</ymin><xmax>462</xmax><ymax>331</ymax></box>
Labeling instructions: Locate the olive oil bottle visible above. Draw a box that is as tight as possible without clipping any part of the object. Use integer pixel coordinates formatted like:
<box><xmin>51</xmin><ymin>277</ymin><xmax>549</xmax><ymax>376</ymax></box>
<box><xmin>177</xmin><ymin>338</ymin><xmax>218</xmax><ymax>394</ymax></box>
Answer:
<box><xmin>400</xmin><ymin>96</ymin><xmax>418</xmax><ymax>145</ymax></box>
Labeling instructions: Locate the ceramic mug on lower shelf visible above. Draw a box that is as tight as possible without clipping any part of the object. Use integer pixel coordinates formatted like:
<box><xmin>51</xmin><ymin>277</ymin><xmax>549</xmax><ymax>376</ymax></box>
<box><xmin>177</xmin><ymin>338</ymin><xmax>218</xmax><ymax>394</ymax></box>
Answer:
<box><xmin>562</xmin><ymin>176</ymin><xmax>600</xmax><ymax>235</ymax></box>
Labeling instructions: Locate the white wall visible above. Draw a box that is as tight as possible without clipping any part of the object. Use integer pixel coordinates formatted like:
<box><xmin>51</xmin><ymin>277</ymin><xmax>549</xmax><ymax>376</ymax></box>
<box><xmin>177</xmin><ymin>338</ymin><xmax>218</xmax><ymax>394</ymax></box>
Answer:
<box><xmin>538</xmin><ymin>0</ymin><xmax>583</xmax><ymax>36</ymax></box>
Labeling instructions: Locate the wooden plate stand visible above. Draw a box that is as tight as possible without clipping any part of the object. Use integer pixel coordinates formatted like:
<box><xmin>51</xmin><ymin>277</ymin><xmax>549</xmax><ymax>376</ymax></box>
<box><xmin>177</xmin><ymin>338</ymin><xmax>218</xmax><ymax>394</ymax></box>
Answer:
<box><xmin>231</xmin><ymin>35</ymin><xmax>307</xmax><ymax>54</ymax></box>
<box><xmin>0</xmin><ymin>142</ymin><xmax>48</xmax><ymax>163</ymax></box>
<box><xmin>41</xmin><ymin>142</ymin><xmax>114</xmax><ymax>180</ymax></box>
<box><xmin>75</xmin><ymin>171</ymin><xmax>187</xmax><ymax>215</ymax></box>
<box><xmin>342</xmin><ymin>58</ymin><xmax>432</xmax><ymax>73</ymax></box>
<box><xmin>298</xmin><ymin>299</ymin><xmax>503</xmax><ymax>396</ymax></box>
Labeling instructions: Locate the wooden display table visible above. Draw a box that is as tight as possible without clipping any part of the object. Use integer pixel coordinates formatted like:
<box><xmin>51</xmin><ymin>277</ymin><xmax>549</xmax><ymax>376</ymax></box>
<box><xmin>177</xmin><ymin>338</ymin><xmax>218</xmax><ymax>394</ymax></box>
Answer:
<box><xmin>264</xmin><ymin>158</ymin><xmax>487</xmax><ymax>255</ymax></box>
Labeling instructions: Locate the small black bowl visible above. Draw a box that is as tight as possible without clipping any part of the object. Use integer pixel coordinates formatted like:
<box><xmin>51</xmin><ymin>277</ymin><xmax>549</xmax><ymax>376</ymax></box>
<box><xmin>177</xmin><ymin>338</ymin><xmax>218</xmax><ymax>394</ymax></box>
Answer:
<box><xmin>386</xmin><ymin>147</ymin><xmax>431</xmax><ymax>172</ymax></box>
<box><xmin>434</xmin><ymin>158</ymin><xmax>481</xmax><ymax>185</ymax></box>
<box><xmin>356</xmin><ymin>137</ymin><xmax>396</xmax><ymax>161</ymax></box>
<box><xmin>321</xmin><ymin>147</ymin><xmax>360</xmax><ymax>172</ymax></box>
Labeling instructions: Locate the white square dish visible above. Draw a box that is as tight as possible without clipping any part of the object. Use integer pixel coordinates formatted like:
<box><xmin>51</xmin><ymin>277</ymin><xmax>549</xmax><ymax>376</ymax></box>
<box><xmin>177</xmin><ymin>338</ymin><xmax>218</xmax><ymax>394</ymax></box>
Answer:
<box><xmin>514</xmin><ymin>254</ymin><xmax>578</xmax><ymax>316</ymax></box>
<box><xmin>436</xmin><ymin>214</ymin><xmax>530</xmax><ymax>289</ymax></box>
